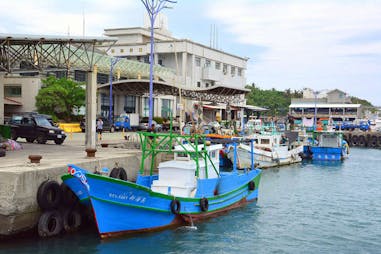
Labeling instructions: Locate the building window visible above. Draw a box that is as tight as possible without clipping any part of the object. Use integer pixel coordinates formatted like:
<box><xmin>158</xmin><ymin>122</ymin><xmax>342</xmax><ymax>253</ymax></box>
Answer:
<box><xmin>158</xmin><ymin>59</ymin><xmax>163</xmax><ymax>66</ymax></box>
<box><xmin>195</xmin><ymin>57</ymin><xmax>201</xmax><ymax>67</ymax></box>
<box><xmin>4</xmin><ymin>85</ymin><xmax>21</xmax><ymax>97</ymax></box>
<box><xmin>139</xmin><ymin>48</ymin><xmax>143</xmax><ymax>52</ymax></box>
<box><xmin>144</xmin><ymin>56</ymin><xmax>150</xmax><ymax>63</ymax></box>
<box><xmin>143</xmin><ymin>97</ymin><xmax>154</xmax><ymax>117</ymax></box>
<box><xmin>124</xmin><ymin>96</ymin><xmax>136</xmax><ymax>113</ymax></box>
<box><xmin>129</xmin><ymin>48</ymin><xmax>133</xmax><ymax>53</ymax></box>
<box><xmin>205</xmin><ymin>59</ymin><xmax>211</xmax><ymax>67</ymax></box>
<box><xmin>206</xmin><ymin>83</ymin><xmax>209</xmax><ymax>88</ymax></box>
<box><xmin>215</xmin><ymin>62</ymin><xmax>221</xmax><ymax>70</ymax></box>
<box><xmin>223</xmin><ymin>64</ymin><xmax>228</xmax><ymax>75</ymax></box>
<box><xmin>74</xmin><ymin>70</ymin><xmax>86</xmax><ymax>82</ymax></box>
<box><xmin>111</xmin><ymin>49</ymin><xmax>115</xmax><ymax>54</ymax></box>
<box><xmin>161</xmin><ymin>99</ymin><xmax>171</xmax><ymax>119</ymax></box>
<box><xmin>197</xmin><ymin>81</ymin><xmax>201</xmax><ymax>87</ymax></box>
<box><xmin>238</xmin><ymin>68</ymin><xmax>242</xmax><ymax>76</ymax></box>
<box><xmin>100</xmin><ymin>93</ymin><xmax>111</xmax><ymax>118</ymax></box>
<box><xmin>120</xmin><ymin>49</ymin><xmax>124</xmax><ymax>53</ymax></box>
<box><xmin>231</xmin><ymin>67</ymin><xmax>235</xmax><ymax>76</ymax></box>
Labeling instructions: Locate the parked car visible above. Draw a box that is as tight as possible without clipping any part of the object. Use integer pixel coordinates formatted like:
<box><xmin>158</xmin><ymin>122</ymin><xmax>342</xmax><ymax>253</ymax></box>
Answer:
<box><xmin>9</xmin><ymin>113</ymin><xmax>66</xmax><ymax>145</ymax></box>
<box><xmin>138</xmin><ymin>118</ymin><xmax>162</xmax><ymax>132</ymax></box>
<box><xmin>80</xmin><ymin>117</ymin><xmax>115</xmax><ymax>133</ymax></box>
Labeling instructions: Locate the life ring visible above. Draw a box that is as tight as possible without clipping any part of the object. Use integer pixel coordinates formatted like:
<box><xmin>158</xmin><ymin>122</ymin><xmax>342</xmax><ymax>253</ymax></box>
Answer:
<box><xmin>38</xmin><ymin>210</ymin><xmax>63</xmax><ymax>237</ymax></box>
<box><xmin>351</xmin><ymin>135</ymin><xmax>359</xmax><ymax>146</ymax></box>
<box><xmin>200</xmin><ymin>197</ymin><xmax>209</xmax><ymax>212</ymax></box>
<box><xmin>61</xmin><ymin>183</ymin><xmax>78</xmax><ymax>207</ymax></box>
<box><xmin>248</xmin><ymin>181</ymin><xmax>256</xmax><ymax>191</ymax></box>
<box><xmin>369</xmin><ymin>136</ymin><xmax>378</xmax><ymax>148</ymax></box>
<box><xmin>37</xmin><ymin>180</ymin><xmax>62</xmax><ymax>210</ymax></box>
<box><xmin>170</xmin><ymin>200</ymin><xmax>181</xmax><ymax>214</ymax></box>
<box><xmin>63</xmin><ymin>209</ymin><xmax>82</xmax><ymax>233</ymax></box>
<box><xmin>109</xmin><ymin>167</ymin><xmax>128</xmax><ymax>181</ymax></box>
<box><xmin>358</xmin><ymin>135</ymin><xmax>366</xmax><ymax>147</ymax></box>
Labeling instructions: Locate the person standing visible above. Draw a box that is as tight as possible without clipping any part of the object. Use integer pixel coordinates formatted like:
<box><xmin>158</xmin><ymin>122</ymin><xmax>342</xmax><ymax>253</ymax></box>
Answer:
<box><xmin>96</xmin><ymin>118</ymin><xmax>104</xmax><ymax>141</ymax></box>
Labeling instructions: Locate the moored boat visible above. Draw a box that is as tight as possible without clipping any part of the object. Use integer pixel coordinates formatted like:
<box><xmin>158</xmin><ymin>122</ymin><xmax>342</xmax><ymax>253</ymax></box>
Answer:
<box><xmin>302</xmin><ymin>131</ymin><xmax>349</xmax><ymax>161</ymax></box>
<box><xmin>226</xmin><ymin>131</ymin><xmax>304</xmax><ymax>169</ymax></box>
<box><xmin>61</xmin><ymin>132</ymin><xmax>261</xmax><ymax>238</ymax></box>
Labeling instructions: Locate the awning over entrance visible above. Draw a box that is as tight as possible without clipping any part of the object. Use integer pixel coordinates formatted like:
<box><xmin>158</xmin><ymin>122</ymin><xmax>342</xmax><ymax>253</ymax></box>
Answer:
<box><xmin>4</xmin><ymin>97</ymin><xmax>22</xmax><ymax>105</ymax></box>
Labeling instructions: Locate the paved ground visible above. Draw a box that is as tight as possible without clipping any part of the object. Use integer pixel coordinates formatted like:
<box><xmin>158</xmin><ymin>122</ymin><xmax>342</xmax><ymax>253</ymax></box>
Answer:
<box><xmin>0</xmin><ymin>131</ymin><xmax>140</xmax><ymax>170</ymax></box>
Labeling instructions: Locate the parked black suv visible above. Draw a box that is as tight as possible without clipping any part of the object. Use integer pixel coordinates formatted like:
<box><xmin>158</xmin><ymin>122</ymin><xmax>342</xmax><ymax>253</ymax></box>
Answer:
<box><xmin>80</xmin><ymin>116</ymin><xmax>115</xmax><ymax>133</ymax></box>
<box><xmin>9</xmin><ymin>113</ymin><xmax>66</xmax><ymax>144</ymax></box>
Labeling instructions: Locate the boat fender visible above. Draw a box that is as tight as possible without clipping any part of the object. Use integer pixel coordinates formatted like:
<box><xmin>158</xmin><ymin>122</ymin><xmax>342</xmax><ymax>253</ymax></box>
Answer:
<box><xmin>369</xmin><ymin>136</ymin><xmax>377</xmax><ymax>148</ymax></box>
<box><xmin>248</xmin><ymin>181</ymin><xmax>256</xmax><ymax>191</ymax></box>
<box><xmin>63</xmin><ymin>209</ymin><xmax>82</xmax><ymax>233</ymax></box>
<box><xmin>61</xmin><ymin>183</ymin><xmax>79</xmax><ymax>207</ymax></box>
<box><xmin>109</xmin><ymin>167</ymin><xmax>128</xmax><ymax>181</ymax></box>
<box><xmin>170</xmin><ymin>200</ymin><xmax>181</xmax><ymax>214</ymax></box>
<box><xmin>200</xmin><ymin>197</ymin><xmax>209</xmax><ymax>212</ymax></box>
<box><xmin>358</xmin><ymin>135</ymin><xmax>366</xmax><ymax>147</ymax></box>
<box><xmin>351</xmin><ymin>135</ymin><xmax>359</xmax><ymax>146</ymax></box>
<box><xmin>38</xmin><ymin>210</ymin><xmax>63</xmax><ymax>237</ymax></box>
<box><xmin>37</xmin><ymin>180</ymin><xmax>62</xmax><ymax>210</ymax></box>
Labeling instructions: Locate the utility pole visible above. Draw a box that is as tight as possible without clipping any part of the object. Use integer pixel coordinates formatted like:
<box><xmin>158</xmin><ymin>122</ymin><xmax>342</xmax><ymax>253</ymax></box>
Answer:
<box><xmin>141</xmin><ymin>0</ymin><xmax>176</xmax><ymax>127</ymax></box>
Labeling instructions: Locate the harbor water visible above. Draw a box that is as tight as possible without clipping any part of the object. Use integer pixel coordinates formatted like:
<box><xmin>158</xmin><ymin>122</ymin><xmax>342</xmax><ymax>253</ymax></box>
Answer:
<box><xmin>1</xmin><ymin>148</ymin><xmax>380</xmax><ymax>254</ymax></box>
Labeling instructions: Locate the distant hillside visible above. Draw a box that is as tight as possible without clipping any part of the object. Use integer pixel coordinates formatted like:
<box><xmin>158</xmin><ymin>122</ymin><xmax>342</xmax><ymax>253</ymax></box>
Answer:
<box><xmin>245</xmin><ymin>84</ymin><xmax>374</xmax><ymax>116</ymax></box>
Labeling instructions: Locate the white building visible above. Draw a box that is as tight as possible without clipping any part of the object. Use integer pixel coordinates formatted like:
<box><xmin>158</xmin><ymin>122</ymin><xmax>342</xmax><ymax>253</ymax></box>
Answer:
<box><xmin>98</xmin><ymin>21</ymin><xmax>249</xmax><ymax>122</ymax></box>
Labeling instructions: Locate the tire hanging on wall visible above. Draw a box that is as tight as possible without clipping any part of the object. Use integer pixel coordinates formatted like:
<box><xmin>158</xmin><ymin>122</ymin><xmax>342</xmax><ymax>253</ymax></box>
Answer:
<box><xmin>61</xmin><ymin>183</ymin><xmax>79</xmax><ymax>207</ymax></box>
<box><xmin>37</xmin><ymin>180</ymin><xmax>62</xmax><ymax>210</ymax></box>
<box><xmin>62</xmin><ymin>209</ymin><xmax>82</xmax><ymax>233</ymax></box>
<box><xmin>109</xmin><ymin>167</ymin><xmax>128</xmax><ymax>181</ymax></box>
<box><xmin>369</xmin><ymin>136</ymin><xmax>378</xmax><ymax>148</ymax></box>
<box><xmin>351</xmin><ymin>135</ymin><xmax>359</xmax><ymax>146</ymax></box>
<box><xmin>38</xmin><ymin>210</ymin><xmax>63</xmax><ymax>237</ymax></box>
<box><xmin>358</xmin><ymin>135</ymin><xmax>366</xmax><ymax>147</ymax></box>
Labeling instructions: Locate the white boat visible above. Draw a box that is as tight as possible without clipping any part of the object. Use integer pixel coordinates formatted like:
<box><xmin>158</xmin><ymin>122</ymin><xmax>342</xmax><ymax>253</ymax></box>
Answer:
<box><xmin>227</xmin><ymin>132</ymin><xmax>304</xmax><ymax>169</ymax></box>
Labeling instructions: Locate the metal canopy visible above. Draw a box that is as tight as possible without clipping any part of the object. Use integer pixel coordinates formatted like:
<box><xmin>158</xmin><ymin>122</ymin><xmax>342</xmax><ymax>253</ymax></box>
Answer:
<box><xmin>0</xmin><ymin>34</ymin><xmax>118</xmax><ymax>73</ymax></box>
<box><xmin>99</xmin><ymin>80</ymin><xmax>248</xmax><ymax>103</ymax></box>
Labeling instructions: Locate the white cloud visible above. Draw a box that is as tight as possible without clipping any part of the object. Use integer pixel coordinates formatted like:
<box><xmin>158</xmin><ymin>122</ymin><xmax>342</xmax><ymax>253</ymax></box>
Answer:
<box><xmin>0</xmin><ymin>0</ymin><xmax>142</xmax><ymax>36</ymax></box>
<box><xmin>206</xmin><ymin>0</ymin><xmax>381</xmax><ymax>104</ymax></box>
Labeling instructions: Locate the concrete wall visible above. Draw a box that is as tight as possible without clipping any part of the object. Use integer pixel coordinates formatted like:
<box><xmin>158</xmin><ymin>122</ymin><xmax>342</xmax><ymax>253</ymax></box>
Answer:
<box><xmin>0</xmin><ymin>151</ymin><xmax>144</xmax><ymax>236</ymax></box>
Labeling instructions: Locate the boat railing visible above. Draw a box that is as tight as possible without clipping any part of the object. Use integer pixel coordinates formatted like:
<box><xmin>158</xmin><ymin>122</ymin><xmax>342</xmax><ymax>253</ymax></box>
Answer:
<box><xmin>138</xmin><ymin>131</ymin><xmax>220</xmax><ymax>179</ymax></box>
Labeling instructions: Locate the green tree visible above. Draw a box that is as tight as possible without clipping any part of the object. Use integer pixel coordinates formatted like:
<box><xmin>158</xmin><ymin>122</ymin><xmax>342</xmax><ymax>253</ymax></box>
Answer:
<box><xmin>35</xmin><ymin>76</ymin><xmax>85</xmax><ymax>122</ymax></box>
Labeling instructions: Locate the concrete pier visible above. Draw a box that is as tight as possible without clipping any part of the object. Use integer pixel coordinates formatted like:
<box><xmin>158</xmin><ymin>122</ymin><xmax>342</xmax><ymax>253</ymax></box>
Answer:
<box><xmin>0</xmin><ymin>132</ymin><xmax>145</xmax><ymax>236</ymax></box>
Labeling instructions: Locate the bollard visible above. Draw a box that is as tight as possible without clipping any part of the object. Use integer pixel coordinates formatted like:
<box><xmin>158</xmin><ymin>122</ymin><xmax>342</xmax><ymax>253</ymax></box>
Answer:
<box><xmin>29</xmin><ymin>155</ymin><xmax>42</xmax><ymax>163</ymax></box>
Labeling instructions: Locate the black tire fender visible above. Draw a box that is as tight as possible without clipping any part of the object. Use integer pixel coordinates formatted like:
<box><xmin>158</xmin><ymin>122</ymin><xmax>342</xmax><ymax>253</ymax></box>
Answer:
<box><xmin>358</xmin><ymin>135</ymin><xmax>366</xmax><ymax>147</ymax></box>
<box><xmin>248</xmin><ymin>181</ymin><xmax>256</xmax><ymax>191</ymax></box>
<box><xmin>38</xmin><ymin>210</ymin><xmax>63</xmax><ymax>237</ymax></box>
<box><xmin>351</xmin><ymin>135</ymin><xmax>359</xmax><ymax>146</ymax></box>
<box><xmin>61</xmin><ymin>183</ymin><xmax>78</xmax><ymax>207</ymax></box>
<box><xmin>369</xmin><ymin>136</ymin><xmax>377</xmax><ymax>147</ymax></box>
<box><xmin>200</xmin><ymin>197</ymin><xmax>209</xmax><ymax>212</ymax></box>
<box><xmin>37</xmin><ymin>180</ymin><xmax>62</xmax><ymax>210</ymax></box>
<box><xmin>62</xmin><ymin>209</ymin><xmax>82</xmax><ymax>233</ymax></box>
<box><xmin>109</xmin><ymin>167</ymin><xmax>128</xmax><ymax>181</ymax></box>
<box><xmin>170</xmin><ymin>200</ymin><xmax>181</xmax><ymax>214</ymax></box>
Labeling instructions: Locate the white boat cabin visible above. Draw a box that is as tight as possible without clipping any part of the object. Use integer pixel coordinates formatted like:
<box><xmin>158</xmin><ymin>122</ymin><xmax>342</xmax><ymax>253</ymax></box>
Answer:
<box><xmin>150</xmin><ymin>143</ymin><xmax>223</xmax><ymax>197</ymax></box>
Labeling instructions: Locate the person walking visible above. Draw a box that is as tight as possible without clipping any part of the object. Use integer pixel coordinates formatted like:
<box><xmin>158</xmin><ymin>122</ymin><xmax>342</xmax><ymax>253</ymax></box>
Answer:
<box><xmin>96</xmin><ymin>118</ymin><xmax>104</xmax><ymax>141</ymax></box>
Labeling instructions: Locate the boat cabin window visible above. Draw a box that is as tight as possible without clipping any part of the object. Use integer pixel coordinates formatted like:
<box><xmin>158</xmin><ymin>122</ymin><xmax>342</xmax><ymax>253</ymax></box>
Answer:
<box><xmin>260</xmin><ymin>139</ymin><xmax>270</xmax><ymax>145</ymax></box>
<box><xmin>175</xmin><ymin>152</ymin><xmax>190</xmax><ymax>161</ymax></box>
<box><xmin>209</xmin><ymin>151</ymin><xmax>216</xmax><ymax>159</ymax></box>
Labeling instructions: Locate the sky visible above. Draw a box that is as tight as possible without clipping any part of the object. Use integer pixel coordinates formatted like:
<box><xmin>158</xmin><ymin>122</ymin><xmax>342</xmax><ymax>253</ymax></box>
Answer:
<box><xmin>0</xmin><ymin>0</ymin><xmax>380</xmax><ymax>105</ymax></box>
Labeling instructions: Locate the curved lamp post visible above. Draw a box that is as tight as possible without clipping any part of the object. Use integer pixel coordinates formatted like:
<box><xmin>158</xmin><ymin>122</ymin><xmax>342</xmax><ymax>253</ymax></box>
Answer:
<box><xmin>141</xmin><ymin>0</ymin><xmax>176</xmax><ymax>126</ymax></box>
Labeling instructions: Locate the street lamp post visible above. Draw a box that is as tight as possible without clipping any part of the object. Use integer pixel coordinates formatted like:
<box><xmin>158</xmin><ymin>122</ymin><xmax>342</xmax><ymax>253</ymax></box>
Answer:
<box><xmin>314</xmin><ymin>91</ymin><xmax>318</xmax><ymax>131</ymax></box>
<box><xmin>141</xmin><ymin>0</ymin><xmax>176</xmax><ymax>127</ymax></box>
<box><xmin>109</xmin><ymin>57</ymin><xmax>120</xmax><ymax>124</ymax></box>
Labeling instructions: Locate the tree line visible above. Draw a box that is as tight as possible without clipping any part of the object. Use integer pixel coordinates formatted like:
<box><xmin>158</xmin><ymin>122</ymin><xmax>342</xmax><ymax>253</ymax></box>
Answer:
<box><xmin>245</xmin><ymin>83</ymin><xmax>375</xmax><ymax>116</ymax></box>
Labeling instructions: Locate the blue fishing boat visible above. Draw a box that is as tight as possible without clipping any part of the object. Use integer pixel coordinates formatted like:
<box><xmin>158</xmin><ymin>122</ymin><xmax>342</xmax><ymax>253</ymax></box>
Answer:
<box><xmin>62</xmin><ymin>132</ymin><xmax>261</xmax><ymax>238</ymax></box>
<box><xmin>302</xmin><ymin>131</ymin><xmax>349</xmax><ymax>161</ymax></box>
